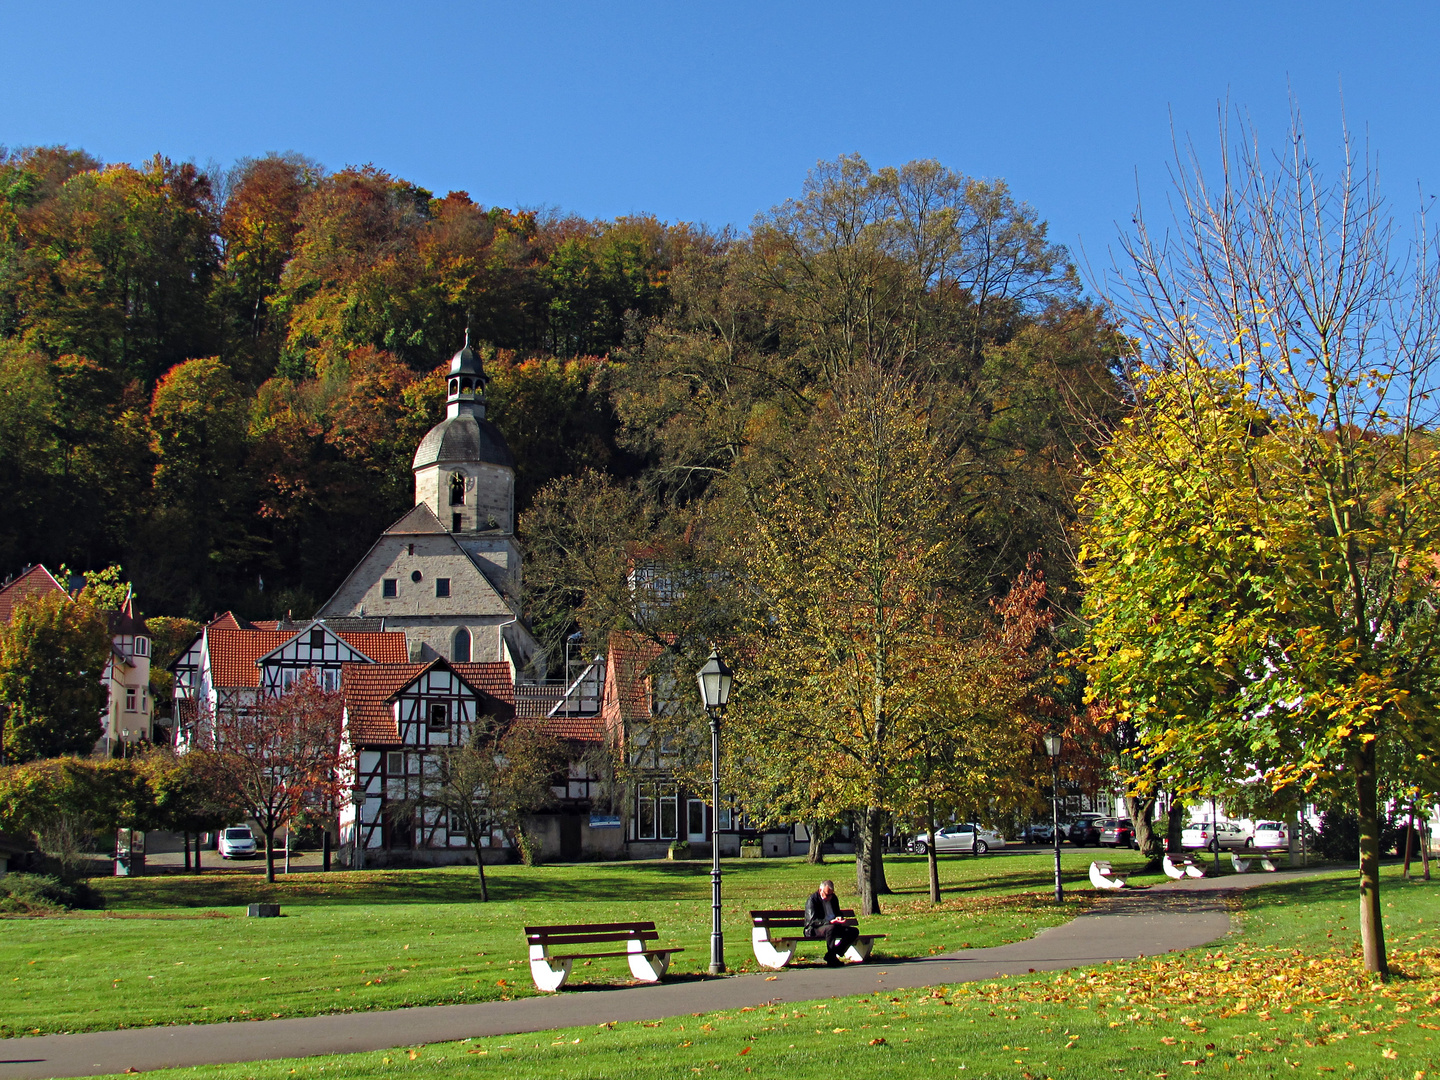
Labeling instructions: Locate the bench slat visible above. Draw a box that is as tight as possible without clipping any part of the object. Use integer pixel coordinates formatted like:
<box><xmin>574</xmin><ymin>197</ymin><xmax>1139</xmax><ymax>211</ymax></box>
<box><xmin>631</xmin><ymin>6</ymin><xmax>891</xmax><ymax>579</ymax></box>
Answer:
<box><xmin>524</xmin><ymin>921</ymin><xmax>658</xmax><ymax>935</ymax></box>
<box><xmin>529</xmin><ymin>930</ymin><xmax>660</xmax><ymax>944</ymax></box>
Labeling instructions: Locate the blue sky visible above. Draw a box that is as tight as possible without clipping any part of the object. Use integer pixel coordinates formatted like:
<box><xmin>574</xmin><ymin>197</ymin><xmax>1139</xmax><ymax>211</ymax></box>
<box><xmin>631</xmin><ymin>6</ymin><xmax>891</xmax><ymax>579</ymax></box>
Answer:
<box><xmin>3</xmin><ymin>2</ymin><xmax>1435</xmax><ymax>282</ymax></box>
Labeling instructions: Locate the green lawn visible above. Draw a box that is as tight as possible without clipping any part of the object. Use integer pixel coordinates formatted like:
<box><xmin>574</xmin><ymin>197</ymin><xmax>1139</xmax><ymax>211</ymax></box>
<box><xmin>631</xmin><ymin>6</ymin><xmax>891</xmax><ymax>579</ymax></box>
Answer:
<box><xmin>2</xmin><ymin>849</ymin><xmax>1135</xmax><ymax>1037</ymax></box>
<box><xmin>84</xmin><ymin>865</ymin><xmax>1440</xmax><ymax>1080</ymax></box>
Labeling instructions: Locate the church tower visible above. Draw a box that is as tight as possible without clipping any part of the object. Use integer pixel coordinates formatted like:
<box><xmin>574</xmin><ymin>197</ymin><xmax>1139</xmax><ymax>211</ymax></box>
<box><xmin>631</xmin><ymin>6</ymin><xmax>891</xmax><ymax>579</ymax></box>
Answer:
<box><xmin>411</xmin><ymin>339</ymin><xmax>522</xmax><ymax>596</ymax></box>
<box><xmin>318</xmin><ymin>336</ymin><xmax>538</xmax><ymax>673</ymax></box>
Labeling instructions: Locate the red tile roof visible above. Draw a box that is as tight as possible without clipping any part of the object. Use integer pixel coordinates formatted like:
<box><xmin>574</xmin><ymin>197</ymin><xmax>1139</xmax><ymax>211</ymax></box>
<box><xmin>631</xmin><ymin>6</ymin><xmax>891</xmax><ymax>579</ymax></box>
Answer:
<box><xmin>604</xmin><ymin>632</ymin><xmax>665</xmax><ymax>724</ymax></box>
<box><xmin>540</xmin><ymin>713</ymin><xmax>606</xmax><ymax>742</ymax></box>
<box><xmin>450</xmin><ymin>662</ymin><xmax>516</xmax><ymax>710</ymax></box>
<box><xmin>205</xmin><ymin>628</ymin><xmax>292</xmax><ymax>687</ymax></box>
<box><xmin>340</xmin><ymin>662</ymin><xmax>430</xmax><ymax>744</ymax></box>
<box><xmin>341</xmin><ymin>660</ymin><xmax>516</xmax><ymax>745</ymax></box>
<box><xmin>337</xmin><ymin>631</ymin><xmax>409</xmax><ymax>663</ymax></box>
<box><xmin>208</xmin><ymin>612</ymin><xmax>256</xmax><ymax>630</ymax></box>
<box><xmin>514</xmin><ymin>684</ymin><xmax>564</xmax><ymax>719</ymax></box>
<box><xmin>0</xmin><ymin>565</ymin><xmax>68</xmax><ymax>624</ymax></box>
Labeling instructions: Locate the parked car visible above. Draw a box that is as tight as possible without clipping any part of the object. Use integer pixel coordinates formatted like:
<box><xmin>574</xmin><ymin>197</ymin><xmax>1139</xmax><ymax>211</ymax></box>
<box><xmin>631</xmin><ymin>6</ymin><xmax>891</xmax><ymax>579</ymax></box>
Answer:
<box><xmin>1251</xmin><ymin>821</ymin><xmax>1289</xmax><ymax>849</ymax></box>
<box><xmin>1068</xmin><ymin>813</ymin><xmax>1106</xmax><ymax>846</ymax></box>
<box><xmin>1181</xmin><ymin>820</ymin><xmax>1250</xmax><ymax>852</ymax></box>
<box><xmin>1020</xmin><ymin>821</ymin><xmax>1062</xmax><ymax>844</ymax></box>
<box><xmin>1099</xmin><ymin>817</ymin><xmax>1137</xmax><ymax>848</ymax></box>
<box><xmin>218</xmin><ymin>825</ymin><xmax>259</xmax><ymax>859</ymax></box>
<box><xmin>911</xmin><ymin>824</ymin><xmax>1007</xmax><ymax>855</ymax></box>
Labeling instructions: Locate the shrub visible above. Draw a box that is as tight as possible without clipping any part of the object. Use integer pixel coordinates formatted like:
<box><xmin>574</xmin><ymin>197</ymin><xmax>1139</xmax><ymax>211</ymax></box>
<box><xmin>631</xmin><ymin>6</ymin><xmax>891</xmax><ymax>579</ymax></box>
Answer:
<box><xmin>0</xmin><ymin>872</ymin><xmax>104</xmax><ymax>914</ymax></box>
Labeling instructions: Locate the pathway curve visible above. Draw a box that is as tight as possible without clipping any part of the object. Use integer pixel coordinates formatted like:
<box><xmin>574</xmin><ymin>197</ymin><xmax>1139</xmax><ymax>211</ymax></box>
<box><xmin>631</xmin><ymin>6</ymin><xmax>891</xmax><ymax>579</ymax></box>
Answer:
<box><xmin>0</xmin><ymin>868</ymin><xmax>1332</xmax><ymax>1080</ymax></box>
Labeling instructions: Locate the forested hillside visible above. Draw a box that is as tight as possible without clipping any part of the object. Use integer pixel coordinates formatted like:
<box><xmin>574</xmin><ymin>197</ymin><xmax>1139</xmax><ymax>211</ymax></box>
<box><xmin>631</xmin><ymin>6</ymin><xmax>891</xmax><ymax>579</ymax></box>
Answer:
<box><xmin>0</xmin><ymin>147</ymin><xmax>685</xmax><ymax>618</ymax></box>
<box><xmin>0</xmin><ymin>147</ymin><xmax>1123</xmax><ymax>647</ymax></box>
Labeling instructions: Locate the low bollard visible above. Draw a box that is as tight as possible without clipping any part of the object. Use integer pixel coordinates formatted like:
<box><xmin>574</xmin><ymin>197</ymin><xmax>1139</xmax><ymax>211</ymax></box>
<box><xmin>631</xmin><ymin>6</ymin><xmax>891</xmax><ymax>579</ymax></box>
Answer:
<box><xmin>247</xmin><ymin>903</ymin><xmax>281</xmax><ymax>918</ymax></box>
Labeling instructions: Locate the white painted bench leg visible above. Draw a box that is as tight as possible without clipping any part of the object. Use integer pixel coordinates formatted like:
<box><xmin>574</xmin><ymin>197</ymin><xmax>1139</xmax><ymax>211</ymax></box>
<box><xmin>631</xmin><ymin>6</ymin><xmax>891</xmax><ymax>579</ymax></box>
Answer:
<box><xmin>751</xmin><ymin>929</ymin><xmax>796</xmax><ymax>970</ymax></box>
<box><xmin>1089</xmin><ymin>862</ymin><xmax>1126</xmax><ymax>889</ymax></box>
<box><xmin>842</xmin><ymin>937</ymin><xmax>875</xmax><ymax>964</ymax></box>
<box><xmin>1185</xmin><ymin>862</ymin><xmax>1206</xmax><ymax>878</ymax></box>
<box><xmin>626</xmin><ymin>943</ymin><xmax>672</xmax><ymax>982</ymax></box>
<box><xmin>1260</xmin><ymin>857</ymin><xmax>1277</xmax><ymax>872</ymax></box>
<box><xmin>1231</xmin><ymin>855</ymin><xmax>1251</xmax><ymax>873</ymax></box>
<box><xmin>1162</xmin><ymin>855</ymin><xmax>1186</xmax><ymax>880</ymax></box>
<box><xmin>528</xmin><ymin>946</ymin><xmax>573</xmax><ymax>992</ymax></box>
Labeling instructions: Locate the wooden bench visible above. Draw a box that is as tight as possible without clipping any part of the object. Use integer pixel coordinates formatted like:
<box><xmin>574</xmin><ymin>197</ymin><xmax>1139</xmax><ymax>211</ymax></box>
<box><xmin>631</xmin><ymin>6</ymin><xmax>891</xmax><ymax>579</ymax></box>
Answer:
<box><xmin>1164</xmin><ymin>853</ymin><xmax>1206</xmax><ymax>879</ymax></box>
<box><xmin>523</xmin><ymin>921</ymin><xmax>684</xmax><ymax>992</ymax></box>
<box><xmin>1088</xmin><ymin>860</ymin><xmax>1128</xmax><ymax>889</ymax></box>
<box><xmin>749</xmin><ymin>908</ymin><xmax>885</xmax><ymax>969</ymax></box>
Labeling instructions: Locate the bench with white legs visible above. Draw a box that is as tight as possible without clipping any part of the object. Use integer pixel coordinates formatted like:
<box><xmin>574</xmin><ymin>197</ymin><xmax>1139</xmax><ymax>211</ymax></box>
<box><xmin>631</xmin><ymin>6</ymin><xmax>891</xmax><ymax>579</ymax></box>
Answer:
<box><xmin>749</xmin><ymin>909</ymin><xmax>885</xmax><ymax>969</ymax></box>
<box><xmin>1088</xmin><ymin>861</ymin><xmax>1128</xmax><ymax>889</ymax></box>
<box><xmin>523</xmin><ymin>921</ymin><xmax>684</xmax><ymax>992</ymax></box>
<box><xmin>1163</xmin><ymin>853</ymin><xmax>1206</xmax><ymax>879</ymax></box>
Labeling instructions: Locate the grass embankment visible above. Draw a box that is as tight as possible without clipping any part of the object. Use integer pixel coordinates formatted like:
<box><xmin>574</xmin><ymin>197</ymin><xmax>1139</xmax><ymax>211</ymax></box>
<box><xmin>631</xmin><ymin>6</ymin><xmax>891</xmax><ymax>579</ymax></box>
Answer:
<box><xmin>87</xmin><ymin>866</ymin><xmax>1440</xmax><ymax>1079</ymax></box>
<box><xmin>2</xmin><ymin>849</ymin><xmax>1126</xmax><ymax>1036</ymax></box>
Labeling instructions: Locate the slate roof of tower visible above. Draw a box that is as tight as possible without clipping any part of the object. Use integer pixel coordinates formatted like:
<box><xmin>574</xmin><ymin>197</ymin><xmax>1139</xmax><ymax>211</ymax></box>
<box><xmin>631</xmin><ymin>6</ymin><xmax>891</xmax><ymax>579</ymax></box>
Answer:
<box><xmin>411</xmin><ymin>413</ymin><xmax>514</xmax><ymax>471</ymax></box>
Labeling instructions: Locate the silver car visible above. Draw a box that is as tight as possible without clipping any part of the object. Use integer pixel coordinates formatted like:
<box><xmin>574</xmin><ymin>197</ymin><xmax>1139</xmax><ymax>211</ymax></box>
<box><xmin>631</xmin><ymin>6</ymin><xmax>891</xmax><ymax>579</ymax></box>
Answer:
<box><xmin>1181</xmin><ymin>820</ymin><xmax>1250</xmax><ymax>852</ymax></box>
<box><xmin>911</xmin><ymin>824</ymin><xmax>1006</xmax><ymax>855</ymax></box>
<box><xmin>218</xmin><ymin>826</ymin><xmax>259</xmax><ymax>859</ymax></box>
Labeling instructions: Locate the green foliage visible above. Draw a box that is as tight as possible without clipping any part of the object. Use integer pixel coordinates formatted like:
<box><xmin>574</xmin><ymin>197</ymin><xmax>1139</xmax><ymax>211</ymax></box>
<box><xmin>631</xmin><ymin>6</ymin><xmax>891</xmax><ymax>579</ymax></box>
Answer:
<box><xmin>0</xmin><ymin>591</ymin><xmax>110</xmax><ymax>761</ymax></box>
<box><xmin>0</xmin><ymin>872</ymin><xmax>103</xmax><ymax>914</ymax></box>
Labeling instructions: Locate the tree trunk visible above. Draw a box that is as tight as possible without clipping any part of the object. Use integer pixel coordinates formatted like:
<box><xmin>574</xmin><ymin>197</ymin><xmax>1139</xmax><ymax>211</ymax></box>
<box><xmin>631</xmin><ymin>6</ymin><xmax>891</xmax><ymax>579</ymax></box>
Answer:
<box><xmin>1403</xmin><ymin>801</ymin><xmax>1418</xmax><ymax>878</ymax></box>
<box><xmin>805</xmin><ymin>821</ymin><xmax>827</xmax><ymax>865</ymax></box>
<box><xmin>856</xmin><ymin>807</ymin><xmax>884</xmax><ymax>915</ymax></box>
<box><xmin>183</xmin><ymin>832</ymin><xmax>191</xmax><ymax>871</ymax></box>
<box><xmin>1125</xmin><ymin>793</ymin><xmax>1162</xmax><ymax>864</ymax></box>
<box><xmin>1354</xmin><ymin>743</ymin><xmax>1388</xmax><ymax>976</ymax></box>
<box><xmin>195</xmin><ymin>835</ymin><xmax>202</xmax><ymax>873</ymax></box>
<box><xmin>472</xmin><ymin>841</ymin><xmax>489</xmax><ymax>902</ymax></box>
<box><xmin>263</xmin><ymin>826</ymin><xmax>277</xmax><ymax>884</ymax></box>
<box><xmin>1165</xmin><ymin>798</ymin><xmax>1186</xmax><ymax>855</ymax></box>
<box><xmin>926</xmin><ymin>799</ymin><xmax>940</xmax><ymax>904</ymax></box>
<box><xmin>1422</xmin><ymin>804</ymin><xmax>1432</xmax><ymax>881</ymax></box>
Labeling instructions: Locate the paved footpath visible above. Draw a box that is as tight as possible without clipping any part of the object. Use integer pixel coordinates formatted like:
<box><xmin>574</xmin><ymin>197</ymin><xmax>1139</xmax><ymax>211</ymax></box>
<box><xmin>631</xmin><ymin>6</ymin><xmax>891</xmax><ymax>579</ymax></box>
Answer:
<box><xmin>0</xmin><ymin>868</ymin><xmax>1332</xmax><ymax>1080</ymax></box>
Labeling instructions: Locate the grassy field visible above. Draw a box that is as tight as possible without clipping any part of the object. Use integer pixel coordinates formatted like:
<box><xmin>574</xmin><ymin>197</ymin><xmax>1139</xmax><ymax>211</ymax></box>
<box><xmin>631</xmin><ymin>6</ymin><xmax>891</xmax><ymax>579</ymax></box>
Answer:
<box><xmin>83</xmin><ymin>865</ymin><xmax>1440</xmax><ymax>1080</ymax></box>
<box><xmin>1</xmin><ymin>848</ymin><xmax>1148</xmax><ymax>1037</ymax></box>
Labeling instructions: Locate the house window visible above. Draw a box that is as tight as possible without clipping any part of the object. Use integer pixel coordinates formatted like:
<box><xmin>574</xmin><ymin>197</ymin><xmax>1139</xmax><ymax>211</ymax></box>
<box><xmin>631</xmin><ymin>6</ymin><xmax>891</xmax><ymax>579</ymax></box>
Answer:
<box><xmin>435</xmin><ymin>578</ymin><xmax>450</xmax><ymax>598</ymax></box>
<box><xmin>452</xmin><ymin>513</ymin><xmax>463</xmax><ymax>532</ymax></box>
<box><xmin>310</xmin><ymin>627</ymin><xmax>325</xmax><ymax>649</ymax></box>
<box><xmin>452</xmin><ymin>627</ymin><xmax>471</xmax><ymax>662</ymax></box>
<box><xmin>282</xmin><ymin>669</ymin><xmax>296</xmax><ymax>690</ymax></box>
<box><xmin>427</xmin><ymin>703</ymin><xmax>449</xmax><ymax>732</ymax></box>
<box><xmin>382</xmin><ymin>579</ymin><xmax>397</xmax><ymax>598</ymax></box>
<box><xmin>141</xmin><ymin>689</ymin><xmax>148</xmax><ymax>713</ymax></box>
<box><xmin>134</xmin><ymin>637</ymin><xmax>149</xmax><ymax>657</ymax></box>
<box><xmin>635</xmin><ymin>783</ymin><xmax>678</xmax><ymax>840</ymax></box>
<box><xmin>387</xmin><ymin>752</ymin><xmax>403</xmax><ymax>775</ymax></box>
<box><xmin>322</xmin><ymin>669</ymin><xmax>338</xmax><ymax>692</ymax></box>
<box><xmin>125</xmin><ymin>687</ymin><xmax>137</xmax><ymax>712</ymax></box>
<box><xmin>450</xmin><ymin>472</ymin><xmax>466</xmax><ymax>506</ymax></box>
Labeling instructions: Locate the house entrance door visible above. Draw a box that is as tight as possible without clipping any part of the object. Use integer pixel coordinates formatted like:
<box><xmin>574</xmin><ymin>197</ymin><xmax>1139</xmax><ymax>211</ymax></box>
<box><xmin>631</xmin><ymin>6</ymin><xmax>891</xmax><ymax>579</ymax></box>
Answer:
<box><xmin>559</xmin><ymin>814</ymin><xmax>582</xmax><ymax>860</ymax></box>
<box><xmin>687</xmin><ymin>800</ymin><xmax>708</xmax><ymax>843</ymax></box>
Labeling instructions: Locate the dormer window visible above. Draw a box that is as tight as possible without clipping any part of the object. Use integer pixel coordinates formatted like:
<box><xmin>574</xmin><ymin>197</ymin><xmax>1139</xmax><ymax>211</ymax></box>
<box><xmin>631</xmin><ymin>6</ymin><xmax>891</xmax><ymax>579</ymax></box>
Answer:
<box><xmin>450</xmin><ymin>472</ymin><xmax>465</xmax><ymax>506</ymax></box>
<box><xmin>428</xmin><ymin>702</ymin><xmax>449</xmax><ymax>732</ymax></box>
<box><xmin>310</xmin><ymin>627</ymin><xmax>325</xmax><ymax>649</ymax></box>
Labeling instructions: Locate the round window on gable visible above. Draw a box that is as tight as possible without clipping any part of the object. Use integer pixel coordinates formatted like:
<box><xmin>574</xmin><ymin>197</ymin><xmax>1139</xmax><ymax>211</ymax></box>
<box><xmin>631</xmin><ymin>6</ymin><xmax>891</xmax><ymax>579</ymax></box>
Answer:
<box><xmin>411</xmin><ymin>570</ymin><xmax>422</xmax><ymax>583</ymax></box>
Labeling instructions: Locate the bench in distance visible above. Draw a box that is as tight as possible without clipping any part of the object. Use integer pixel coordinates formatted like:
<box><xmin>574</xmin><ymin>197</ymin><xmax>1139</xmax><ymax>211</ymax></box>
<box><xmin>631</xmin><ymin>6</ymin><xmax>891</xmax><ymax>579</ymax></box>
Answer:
<box><xmin>749</xmin><ymin>908</ymin><xmax>885</xmax><ymax>970</ymax></box>
<box><xmin>523</xmin><ymin>921</ymin><xmax>684</xmax><ymax>992</ymax></box>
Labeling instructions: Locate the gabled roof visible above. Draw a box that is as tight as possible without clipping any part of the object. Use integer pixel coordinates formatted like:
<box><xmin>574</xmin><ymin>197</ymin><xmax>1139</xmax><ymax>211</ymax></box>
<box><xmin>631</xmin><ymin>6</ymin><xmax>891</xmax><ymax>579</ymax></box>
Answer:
<box><xmin>208</xmin><ymin>612</ymin><xmax>257</xmax><ymax>631</ymax></box>
<box><xmin>205</xmin><ymin>628</ymin><xmax>293</xmax><ymax>687</ymax></box>
<box><xmin>0</xmin><ymin>565</ymin><xmax>68</xmax><ymax>624</ymax></box>
<box><xmin>340</xmin><ymin>662</ymin><xmax>431</xmax><ymax>744</ymax></box>
<box><xmin>603</xmin><ymin>632</ymin><xmax>666</xmax><ymax>724</ymax></box>
<box><xmin>340</xmin><ymin>632</ymin><xmax>409</xmax><ymax>663</ymax></box>
<box><xmin>385</xmin><ymin>503</ymin><xmax>447</xmax><ymax>535</ymax></box>
<box><xmin>341</xmin><ymin>659</ymin><xmax>515</xmax><ymax>744</ymax></box>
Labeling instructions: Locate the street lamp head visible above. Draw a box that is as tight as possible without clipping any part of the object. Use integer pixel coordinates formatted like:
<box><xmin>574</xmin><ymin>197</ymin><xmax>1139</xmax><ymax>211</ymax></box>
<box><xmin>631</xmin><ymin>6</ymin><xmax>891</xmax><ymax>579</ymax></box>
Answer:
<box><xmin>1043</xmin><ymin>733</ymin><xmax>1063</xmax><ymax>759</ymax></box>
<box><xmin>696</xmin><ymin>648</ymin><xmax>733</xmax><ymax>710</ymax></box>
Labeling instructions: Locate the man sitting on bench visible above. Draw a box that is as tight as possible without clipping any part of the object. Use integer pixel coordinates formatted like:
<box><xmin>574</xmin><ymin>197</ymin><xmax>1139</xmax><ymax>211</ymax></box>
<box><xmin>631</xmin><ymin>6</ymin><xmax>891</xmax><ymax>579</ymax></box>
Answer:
<box><xmin>804</xmin><ymin>879</ymin><xmax>859</xmax><ymax>967</ymax></box>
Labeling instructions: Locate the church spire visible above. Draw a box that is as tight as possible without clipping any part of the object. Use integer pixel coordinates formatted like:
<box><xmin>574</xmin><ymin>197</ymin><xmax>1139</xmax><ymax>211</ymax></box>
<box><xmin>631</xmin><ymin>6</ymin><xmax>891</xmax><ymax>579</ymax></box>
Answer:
<box><xmin>445</xmin><ymin>336</ymin><xmax>488</xmax><ymax>419</ymax></box>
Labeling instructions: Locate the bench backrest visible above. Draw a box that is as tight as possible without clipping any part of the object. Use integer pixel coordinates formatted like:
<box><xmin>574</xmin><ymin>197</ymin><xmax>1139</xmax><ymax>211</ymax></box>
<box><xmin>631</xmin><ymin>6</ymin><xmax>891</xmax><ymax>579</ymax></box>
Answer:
<box><xmin>524</xmin><ymin>921</ymin><xmax>660</xmax><ymax>947</ymax></box>
<box><xmin>750</xmin><ymin>908</ymin><xmax>858</xmax><ymax>929</ymax></box>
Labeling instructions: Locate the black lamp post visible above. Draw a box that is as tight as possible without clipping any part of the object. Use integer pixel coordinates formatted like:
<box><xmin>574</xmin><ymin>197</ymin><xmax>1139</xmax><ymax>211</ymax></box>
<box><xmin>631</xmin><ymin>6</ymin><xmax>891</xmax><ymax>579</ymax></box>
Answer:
<box><xmin>1043</xmin><ymin>733</ymin><xmax>1064</xmax><ymax>904</ymax></box>
<box><xmin>696</xmin><ymin>648</ymin><xmax>733</xmax><ymax>975</ymax></box>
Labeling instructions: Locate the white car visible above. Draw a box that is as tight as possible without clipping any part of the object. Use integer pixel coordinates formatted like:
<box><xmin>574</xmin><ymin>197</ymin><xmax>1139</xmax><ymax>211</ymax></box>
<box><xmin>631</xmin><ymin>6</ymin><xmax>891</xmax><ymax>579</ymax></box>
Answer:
<box><xmin>1251</xmin><ymin>821</ymin><xmax>1289</xmax><ymax>849</ymax></box>
<box><xmin>912</xmin><ymin>824</ymin><xmax>1006</xmax><ymax>855</ymax></box>
<box><xmin>1181</xmin><ymin>820</ymin><xmax>1250</xmax><ymax>852</ymax></box>
<box><xmin>218</xmin><ymin>826</ymin><xmax>259</xmax><ymax>859</ymax></box>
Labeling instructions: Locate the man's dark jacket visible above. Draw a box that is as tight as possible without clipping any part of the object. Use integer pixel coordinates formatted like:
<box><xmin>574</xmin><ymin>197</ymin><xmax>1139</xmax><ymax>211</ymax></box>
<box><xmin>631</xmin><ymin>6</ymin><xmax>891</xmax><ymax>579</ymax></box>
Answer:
<box><xmin>804</xmin><ymin>890</ymin><xmax>842</xmax><ymax>938</ymax></box>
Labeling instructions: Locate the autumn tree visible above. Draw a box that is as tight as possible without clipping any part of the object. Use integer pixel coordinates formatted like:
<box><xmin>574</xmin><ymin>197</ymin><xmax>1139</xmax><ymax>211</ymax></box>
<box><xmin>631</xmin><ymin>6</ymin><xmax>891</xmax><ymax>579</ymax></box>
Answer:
<box><xmin>1089</xmin><ymin>107</ymin><xmax>1440</xmax><ymax>975</ymax></box>
<box><xmin>0</xmin><ymin>590</ymin><xmax>111</xmax><ymax>762</ymax></box>
<box><xmin>208</xmin><ymin>673</ymin><xmax>346</xmax><ymax>883</ymax></box>
<box><xmin>401</xmin><ymin>718</ymin><xmax>564</xmax><ymax>900</ymax></box>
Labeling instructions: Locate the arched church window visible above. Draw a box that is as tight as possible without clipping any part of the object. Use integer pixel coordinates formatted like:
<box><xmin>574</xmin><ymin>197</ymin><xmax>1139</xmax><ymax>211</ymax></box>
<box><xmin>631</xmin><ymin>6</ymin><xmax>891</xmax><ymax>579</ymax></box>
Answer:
<box><xmin>452</xmin><ymin>627</ymin><xmax>472</xmax><ymax>663</ymax></box>
<box><xmin>460</xmin><ymin>378</ymin><xmax>472</xmax><ymax>394</ymax></box>
<box><xmin>450</xmin><ymin>472</ymin><xmax>465</xmax><ymax>506</ymax></box>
